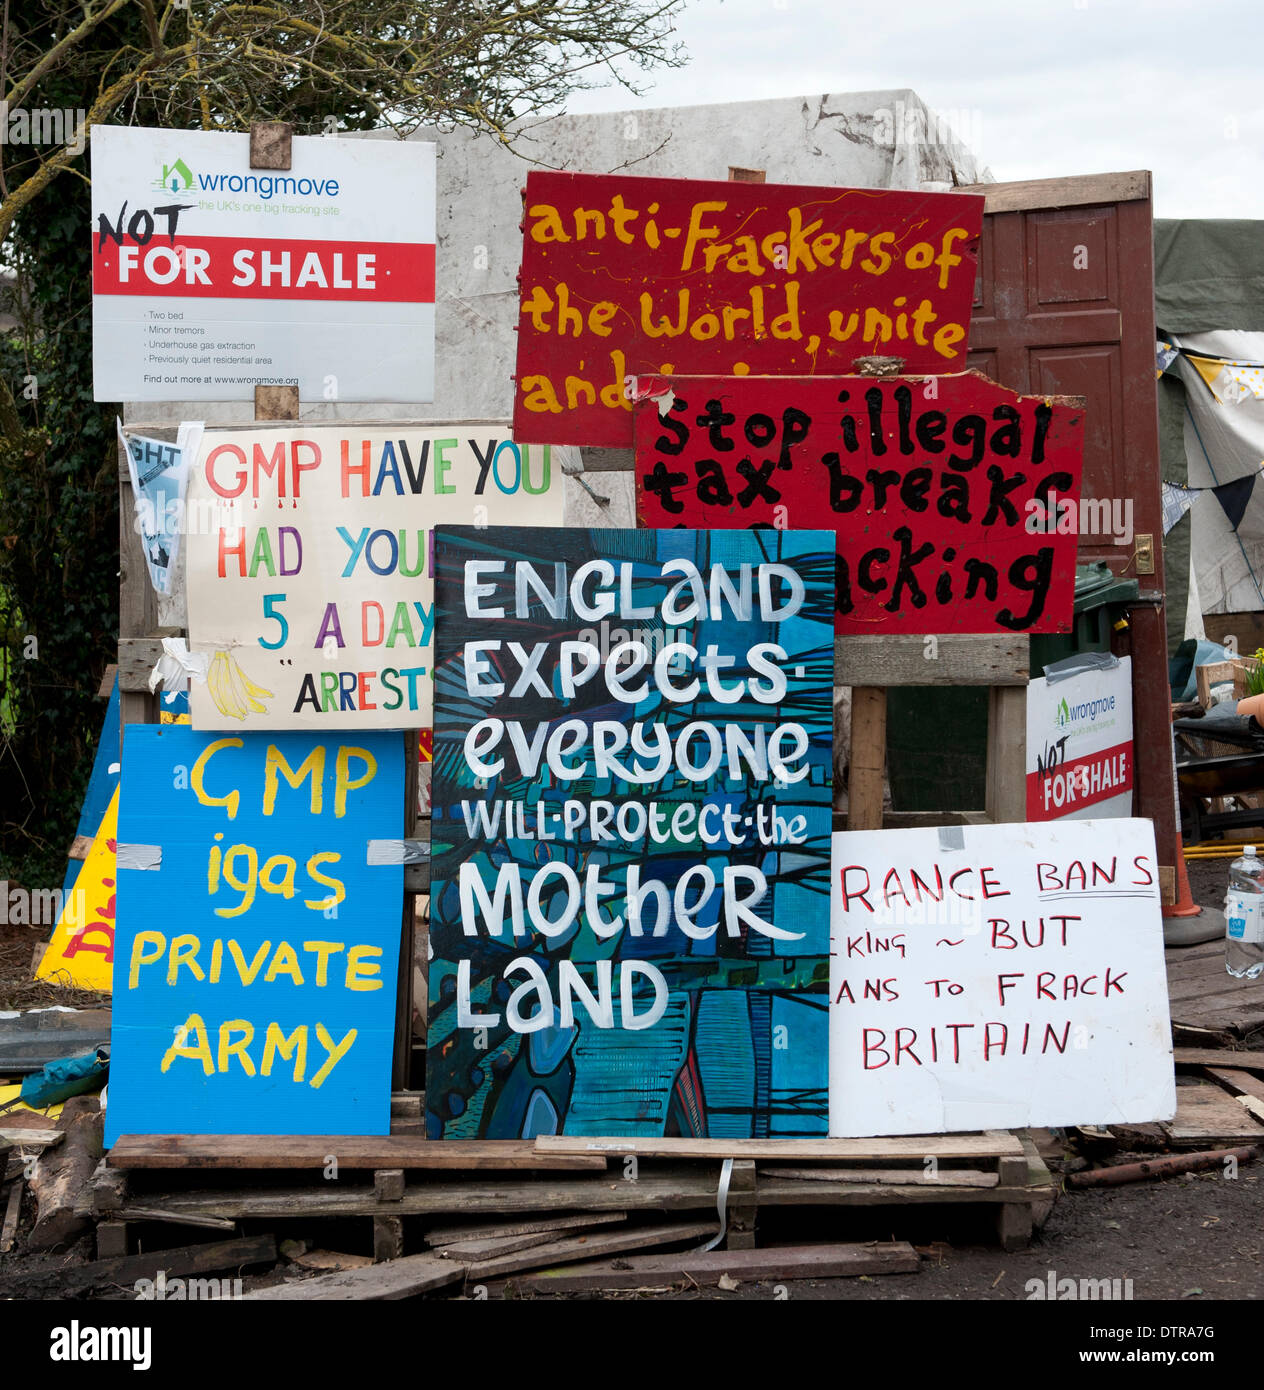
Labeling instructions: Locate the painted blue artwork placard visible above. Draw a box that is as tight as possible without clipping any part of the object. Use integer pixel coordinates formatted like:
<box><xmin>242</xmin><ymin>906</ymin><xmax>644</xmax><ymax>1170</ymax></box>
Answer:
<box><xmin>427</xmin><ymin>527</ymin><xmax>834</xmax><ymax>1138</ymax></box>
<box><xmin>106</xmin><ymin>725</ymin><xmax>404</xmax><ymax>1146</ymax></box>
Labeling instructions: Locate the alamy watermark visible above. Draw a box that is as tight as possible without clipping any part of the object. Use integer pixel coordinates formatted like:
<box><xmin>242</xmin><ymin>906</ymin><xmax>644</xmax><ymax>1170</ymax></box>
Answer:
<box><xmin>0</xmin><ymin>102</ymin><xmax>86</xmax><ymax>156</ymax></box>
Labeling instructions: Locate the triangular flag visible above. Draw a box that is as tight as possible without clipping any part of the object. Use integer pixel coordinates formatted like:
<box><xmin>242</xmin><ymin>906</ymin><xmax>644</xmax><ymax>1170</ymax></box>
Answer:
<box><xmin>1212</xmin><ymin>474</ymin><xmax>1257</xmax><ymax>531</ymax></box>
<box><xmin>35</xmin><ymin>785</ymin><xmax>118</xmax><ymax>992</ymax></box>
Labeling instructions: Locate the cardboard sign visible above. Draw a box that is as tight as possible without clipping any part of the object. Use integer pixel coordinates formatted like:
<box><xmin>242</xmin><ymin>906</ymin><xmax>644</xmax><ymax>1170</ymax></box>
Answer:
<box><xmin>514</xmin><ymin>172</ymin><xmax>983</xmax><ymax>446</ymax></box>
<box><xmin>1027</xmin><ymin>658</ymin><xmax>1133</xmax><ymax>820</ymax></box>
<box><xmin>105</xmin><ymin>726</ymin><xmax>403</xmax><ymax>1146</ymax></box>
<box><xmin>184</xmin><ymin>424</ymin><xmax>567</xmax><ymax>729</ymax></box>
<box><xmin>829</xmin><ymin>819</ymin><xmax>1174</xmax><ymax>1137</ymax></box>
<box><xmin>91</xmin><ymin>126</ymin><xmax>435</xmax><ymax>403</ymax></box>
<box><xmin>427</xmin><ymin>526</ymin><xmax>835</xmax><ymax>1138</ymax></box>
<box><xmin>636</xmin><ymin>373</ymin><xmax>1085</xmax><ymax>634</ymax></box>
<box><xmin>37</xmin><ymin>787</ymin><xmax>119</xmax><ymax>993</ymax></box>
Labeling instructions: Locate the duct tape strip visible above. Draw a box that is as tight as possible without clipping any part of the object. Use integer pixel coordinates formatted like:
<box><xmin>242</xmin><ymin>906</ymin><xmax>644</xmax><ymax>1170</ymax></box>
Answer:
<box><xmin>117</xmin><ymin>843</ymin><xmax>162</xmax><ymax>870</ymax></box>
<box><xmin>366</xmin><ymin>838</ymin><xmax>429</xmax><ymax>866</ymax></box>
<box><xmin>937</xmin><ymin>826</ymin><xmax>965</xmax><ymax>853</ymax></box>
<box><xmin>695</xmin><ymin>1156</ymin><xmax>733</xmax><ymax>1253</ymax></box>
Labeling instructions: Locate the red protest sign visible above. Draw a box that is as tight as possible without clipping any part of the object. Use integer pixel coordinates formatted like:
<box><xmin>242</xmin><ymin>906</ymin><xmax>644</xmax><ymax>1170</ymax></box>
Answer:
<box><xmin>634</xmin><ymin>373</ymin><xmax>1086</xmax><ymax>635</ymax></box>
<box><xmin>513</xmin><ymin>172</ymin><xmax>984</xmax><ymax>447</ymax></box>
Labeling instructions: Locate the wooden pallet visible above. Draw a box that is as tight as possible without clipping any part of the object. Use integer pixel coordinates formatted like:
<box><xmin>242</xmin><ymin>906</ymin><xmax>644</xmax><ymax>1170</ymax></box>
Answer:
<box><xmin>94</xmin><ymin>1125</ymin><xmax>1054</xmax><ymax>1265</ymax></box>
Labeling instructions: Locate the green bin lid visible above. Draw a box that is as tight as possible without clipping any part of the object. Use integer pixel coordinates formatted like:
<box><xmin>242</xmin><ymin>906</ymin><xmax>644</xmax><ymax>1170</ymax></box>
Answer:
<box><xmin>1071</xmin><ymin>561</ymin><xmax>1140</xmax><ymax>613</ymax></box>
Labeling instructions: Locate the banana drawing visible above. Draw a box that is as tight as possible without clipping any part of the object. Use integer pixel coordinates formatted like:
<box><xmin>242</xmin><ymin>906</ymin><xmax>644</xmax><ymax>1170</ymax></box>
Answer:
<box><xmin>208</xmin><ymin>650</ymin><xmax>274</xmax><ymax>720</ymax></box>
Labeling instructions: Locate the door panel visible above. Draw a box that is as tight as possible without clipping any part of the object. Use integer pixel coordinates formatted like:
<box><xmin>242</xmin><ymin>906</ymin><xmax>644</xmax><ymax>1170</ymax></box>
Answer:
<box><xmin>958</xmin><ymin>171</ymin><xmax>1176</xmax><ymax>875</ymax></box>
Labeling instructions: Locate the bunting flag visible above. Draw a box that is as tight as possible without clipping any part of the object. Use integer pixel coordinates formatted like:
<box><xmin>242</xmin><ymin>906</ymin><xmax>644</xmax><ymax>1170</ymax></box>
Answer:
<box><xmin>1187</xmin><ymin>353</ymin><xmax>1264</xmax><ymax>405</ymax></box>
<box><xmin>1162</xmin><ymin>481</ymin><xmax>1199</xmax><ymax>534</ymax></box>
<box><xmin>1212</xmin><ymin>472</ymin><xmax>1260</xmax><ymax>531</ymax></box>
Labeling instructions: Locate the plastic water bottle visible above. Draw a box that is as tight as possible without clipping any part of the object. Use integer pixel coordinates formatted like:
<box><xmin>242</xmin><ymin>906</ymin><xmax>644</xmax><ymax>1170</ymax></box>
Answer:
<box><xmin>1225</xmin><ymin>845</ymin><xmax>1264</xmax><ymax>979</ymax></box>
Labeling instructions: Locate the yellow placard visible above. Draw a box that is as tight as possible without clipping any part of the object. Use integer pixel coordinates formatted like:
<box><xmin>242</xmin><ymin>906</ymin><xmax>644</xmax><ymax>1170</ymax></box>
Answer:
<box><xmin>35</xmin><ymin>786</ymin><xmax>119</xmax><ymax>992</ymax></box>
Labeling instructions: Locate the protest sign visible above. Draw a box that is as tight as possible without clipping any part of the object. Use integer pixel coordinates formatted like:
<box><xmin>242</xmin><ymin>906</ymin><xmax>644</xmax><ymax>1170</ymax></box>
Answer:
<box><xmin>120</xmin><ymin>420</ymin><xmax>202</xmax><ymax>597</ymax></box>
<box><xmin>636</xmin><ymin>373</ymin><xmax>1085</xmax><ymax>633</ymax></box>
<box><xmin>513</xmin><ymin>171</ymin><xmax>983</xmax><ymax>446</ymax></box>
<box><xmin>91</xmin><ymin>126</ymin><xmax>435</xmax><ymax>403</ymax></box>
<box><xmin>829</xmin><ymin>818</ymin><xmax>1174</xmax><ymax>1137</ymax></box>
<box><xmin>427</xmin><ymin>526</ymin><xmax>835</xmax><ymax>1138</ymax></box>
<box><xmin>184</xmin><ymin>424</ymin><xmax>567</xmax><ymax>730</ymax></box>
<box><xmin>105</xmin><ymin>726</ymin><xmax>403</xmax><ymax>1146</ymax></box>
<box><xmin>36</xmin><ymin>787</ymin><xmax>119</xmax><ymax>993</ymax></box>
<box><xmin>1027</xmin><ymin>657</ymin><xmax>1133</xmax><ymax>820</ymax></box>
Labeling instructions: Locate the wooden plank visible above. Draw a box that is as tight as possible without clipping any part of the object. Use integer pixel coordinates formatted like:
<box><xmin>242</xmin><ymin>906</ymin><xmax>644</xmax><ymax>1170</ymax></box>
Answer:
<box><xmin>0</xmin><ymin>1128</ymin><xmax>62</xmax><ymax>1148</ymax></box>
<box><xmin>834</xmin><ymin>634</ymin><xmax>1028</xmax><ymax>687</ymax></box>
<box><xmin>758</xmin><ymin>1166</ymin><xmax>998</xmax><ymax>1187</ymax></box>
<box><xmin>241</xmin><ymin>1252</ymin><xmax>464</xmax><ymax>1301</ymax></box>
<box><xmin>107</xmin><ymin>1135</ymin><xmax>607</xmax><ymax>1171</ymax></box>
<box><xmin>97</xmin><ymin>664</ymin><xmax>119</xmax><ymax>699</ymax></box>
<box><xmin>1203</xmin><ymin>1067</ymin><xmax>1264</xmax><ymax>1105</ymax></box>
<box><xmin>956</xmin><ymin>170</ymin><xmax>1150</xmax><ymax>215</ymax></box>
<box><xmin>11</xmin><ymin>1234</ymin><xmax>277</xmax><ymax>1294</ymax></box>
<box><xmin>1164</xmin><ymin>1083</ymin><xmax>1264</xmax><ymax>1148</ymax></box>
<box><xmin>752</xmin><ymin>1178</ymin><xmax>1030</xmax><ymax>1207</ymax></box>
<box><xmin>117</xmin><ymin>635</ymin><xmax>165</xmax><ymax>693</ymax></box>
<box><xmin>92</xmin><ymin>1167</ymin><xmax>1031</xmax><ymax>1222</ymax></box>
<box><xmin>534</xmin><ymin>1133</ymin><xmax>1025</xmax><ymax>1159</ymax></box>
<box><xmin>986</xmin><ymin>685</ymin><xmax>1027</xmax><ymax>824</ymax></box>
<box><xmin>495</xmin><ymin>1241</ymin><xmax>919</xmax><ymax>1294</ymax></box>
<box><xmin>464</xmin><ymin>1221</ymin><xmax>714</xmax><ymax>1281</ymax></box>
<box><xmin>104</xmin><ymin>1174</ymin><xmax>732</xmax><ymax>1221</ymax></box>
<box><xmin>848</xmin><ymin>686</ymin><xmax>886</xmax><ymax>831</ymax></box>
<box><xmin>0</xmin><ymin>1178</ymin><xmax>22</xmax><ymax>1252</ymax></box>
<box><xmin>425</xmin><ymin>1212</ymin><xmax>626</xmax><ymax>1248</ymax></box>
<box><xmin>115</xmin><ymin>1207</ymin><xmax>236</xmax><ymax>1231</ymax></box>
<box><xmin>1175</xmin><ymin>1048</ymin><xmax>1264</xmax><ymax>1071</ymax></box>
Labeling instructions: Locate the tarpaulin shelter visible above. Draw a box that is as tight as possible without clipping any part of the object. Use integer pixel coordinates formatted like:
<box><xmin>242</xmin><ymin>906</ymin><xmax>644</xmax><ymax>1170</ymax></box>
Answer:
<box><xmin>1155</xmin><ymin>220</ymin><xmax>1264</xmax><ymax>650</ymax></box>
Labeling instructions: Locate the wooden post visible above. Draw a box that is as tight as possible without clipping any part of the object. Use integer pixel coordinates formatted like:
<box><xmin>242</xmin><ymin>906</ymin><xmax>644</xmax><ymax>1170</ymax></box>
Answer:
<box><xmin>249</xmin><ymin>121</ymin><xmax>293</xmax><ymax>171</ymax></box>
<box><xmin>253</xmin><ymin>384</ymin><xmax>300</xmax><ymax>421</ymax></box>
<box><xmin>726</xmin><ymin>1159</ymin><xmax>758</xmax><ymax>1249</ymax></box>
<box><xmin>848</xmin><ymin>687</ymin><xmax>887</xmax><ymax>830</ymax></box>
<box><xmin>985</xmin><ymin>687</ymin><xmax>1027</xmax><ymax>824</ymax></box>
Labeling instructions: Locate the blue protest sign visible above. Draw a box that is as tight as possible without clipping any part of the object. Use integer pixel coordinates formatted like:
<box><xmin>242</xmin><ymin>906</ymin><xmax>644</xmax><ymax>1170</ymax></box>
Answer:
<box><xmin>106</xmin><ymin>726</ymin><xmax>404</xmax><ymax>1146</ymax></box>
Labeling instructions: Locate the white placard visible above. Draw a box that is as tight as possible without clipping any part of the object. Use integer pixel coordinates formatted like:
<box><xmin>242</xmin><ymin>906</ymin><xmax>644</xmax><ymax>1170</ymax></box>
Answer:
<box><xmin>184</xmin><ymin>423</ymin><xmax>567</xmax><ymax>729</ymax></box>
<box><xmin>1026</xmin><ymin>657</ymin><xmax>1133</xmax><ymax>821</ymax></box>
<box><xmin>829</xmin><ymin>819</ymin><xmax>1174</xmax><ymax>1137</ymax></box>
<box><xmin>91</xmin><ymin>126</ymin><xmax>435</xmax><ymax>403</ymax></box>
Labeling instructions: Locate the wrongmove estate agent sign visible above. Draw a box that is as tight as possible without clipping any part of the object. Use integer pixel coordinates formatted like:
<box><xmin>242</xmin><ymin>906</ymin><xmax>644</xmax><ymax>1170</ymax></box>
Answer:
<box><xmin>91</xmin><ymin>126</ymin><xmax>435</xmax><ymax>403</ymax></box>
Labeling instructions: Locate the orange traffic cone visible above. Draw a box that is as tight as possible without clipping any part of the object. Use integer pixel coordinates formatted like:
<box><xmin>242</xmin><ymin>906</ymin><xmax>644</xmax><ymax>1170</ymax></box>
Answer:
<box><xmin>1164</xmin><ymin>837</ymin><xmax>1203</xmax><ymax>918</ymax></box>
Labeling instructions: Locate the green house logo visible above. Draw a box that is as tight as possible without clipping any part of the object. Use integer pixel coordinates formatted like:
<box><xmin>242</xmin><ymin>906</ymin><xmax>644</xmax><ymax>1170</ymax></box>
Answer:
<box><xmin>1056</xmin><ymin>697</ymin><xmax>1071</xmax><ymax>728</ymax></box>
<box><xmin>154</xmin><ymin>158</ymin><xmax>194</xmax><ymax>194</ymax></box>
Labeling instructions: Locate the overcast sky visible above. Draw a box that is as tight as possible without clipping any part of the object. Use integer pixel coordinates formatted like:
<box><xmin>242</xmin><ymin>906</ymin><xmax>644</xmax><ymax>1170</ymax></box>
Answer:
<box><xmin>565</xmin><ymin>0</ymin><xmax>1264</xmax><ymax>219</ymax></box>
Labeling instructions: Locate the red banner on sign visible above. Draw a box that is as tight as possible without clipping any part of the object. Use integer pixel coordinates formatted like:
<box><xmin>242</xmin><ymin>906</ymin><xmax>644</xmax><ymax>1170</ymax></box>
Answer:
<box><xmin>92</xmin><ymin>235</ymin><xmax>435</xmax><ymax>303</ymax></box>
<box><xmin>634</xmin><ymin>372</ymin><xmax>1085</xmax><ymax>635</ymax></box>
<box><xmin>513</xmin><ymin>171</ymin><xmax>984</xmax><ymax>447</ymax></box>
<box><xmin>1026</xmin><ymin>740</ymin><xmax>1133</xmax><ymax>820</ymax></box>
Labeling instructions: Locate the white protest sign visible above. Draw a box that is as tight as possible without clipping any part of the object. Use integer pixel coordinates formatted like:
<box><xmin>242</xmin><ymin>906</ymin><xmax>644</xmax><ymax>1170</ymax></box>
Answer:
<box><xmin>184</xmin><ymin>423</ymin><xmax>567</xmax><ymax>729</ymax></box>
<box><xmin>829</xmin><ymin>818</ymin><xmax>1174</xmax><ymax>1137</ymax></box>
<box><xmin>1026</xmin><ymin>657</ymin><xmax>1133</xmax><ymax>820</ymax></box>
<box><xmin>91</xmin><ymin>126</ymin><xmax>435</xmax><ymax>403</ymax></box>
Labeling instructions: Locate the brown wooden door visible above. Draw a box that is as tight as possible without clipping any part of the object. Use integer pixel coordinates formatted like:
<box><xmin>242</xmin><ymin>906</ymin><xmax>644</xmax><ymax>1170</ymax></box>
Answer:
<box><xmin>959</xmin><ymin>171</ymin><xmax>1177</xmax><ymax>881</ymax></box>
